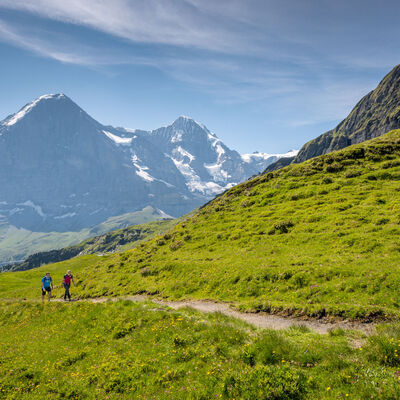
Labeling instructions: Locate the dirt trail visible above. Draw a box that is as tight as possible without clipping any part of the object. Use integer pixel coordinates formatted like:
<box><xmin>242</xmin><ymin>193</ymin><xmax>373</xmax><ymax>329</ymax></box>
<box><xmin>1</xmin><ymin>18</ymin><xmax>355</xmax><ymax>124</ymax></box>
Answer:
<box><xmin>74</xmin><ymin>295</ymin><xmax>376</xmax><ymax>335</ymax></box>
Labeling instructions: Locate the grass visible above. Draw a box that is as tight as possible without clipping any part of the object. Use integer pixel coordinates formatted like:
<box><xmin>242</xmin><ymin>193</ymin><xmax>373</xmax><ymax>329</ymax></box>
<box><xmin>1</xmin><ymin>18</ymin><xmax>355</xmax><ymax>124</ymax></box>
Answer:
<box><xmin>2</xmin><ymin>131</ymin><xmax>400</xmax><ymax>321</ymax></box>
<box><xmin>1</xmin><ymin>300</ymin><xmax>400</xmax><ymax>399</ymax></box>
<box><xmin>0</xmin><ymin>255</ymin><xmax>99</xmax><ymax>298</ymax></box>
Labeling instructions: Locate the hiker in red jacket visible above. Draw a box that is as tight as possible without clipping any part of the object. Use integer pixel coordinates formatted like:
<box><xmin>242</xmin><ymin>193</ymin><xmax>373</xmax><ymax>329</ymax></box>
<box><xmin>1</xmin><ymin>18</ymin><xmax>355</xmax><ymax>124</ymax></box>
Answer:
<box><xmin>62</xmin><ymin>270</ymin><xmax>75</xmax><ymax>301</ymax></box>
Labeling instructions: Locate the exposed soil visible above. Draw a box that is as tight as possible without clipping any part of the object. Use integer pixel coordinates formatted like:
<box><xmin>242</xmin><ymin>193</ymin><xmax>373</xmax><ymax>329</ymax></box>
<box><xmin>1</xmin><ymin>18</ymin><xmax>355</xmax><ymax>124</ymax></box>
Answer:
<box><xmin>82</xmin><ymin>295</ymin><xmax>377</xmax><ymax>335</ymax></box>
<box><xmin>4</xmin><ymin>295</ymin><xmax>378</xmax><ymax>335</ymax></box>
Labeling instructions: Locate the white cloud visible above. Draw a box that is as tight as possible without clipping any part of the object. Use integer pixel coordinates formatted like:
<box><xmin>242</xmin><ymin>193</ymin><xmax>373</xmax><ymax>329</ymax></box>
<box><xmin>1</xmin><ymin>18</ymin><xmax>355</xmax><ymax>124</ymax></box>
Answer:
<box><xmin>1</xmin><ymin>0</ymin><xmax>398</xmax><ymax>69</ymax></box>
<box><xmin>0</xmin><ymin>0</ymin><xmax>396</xmax><ymax>129</ymax></box>
<box><xmin>0</xmin><ymin>18</ymin><xmax>166</xmax><ymax>67</ymax></box>
<box><xmin>0</xmin><ymin>20</ymin><xmax>99</xmax><ymax>65</ymax></box>
<box><xmin>0</xmin><ymin>0</ymin><xmax>253</xmax><ymax>53</ymax></box>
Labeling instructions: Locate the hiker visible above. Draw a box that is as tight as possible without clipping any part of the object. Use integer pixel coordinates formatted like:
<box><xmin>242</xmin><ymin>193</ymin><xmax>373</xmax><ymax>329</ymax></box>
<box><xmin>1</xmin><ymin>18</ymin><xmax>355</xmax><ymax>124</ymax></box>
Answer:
<box><xmin>62</xmin><ymin>270</ymin><xmax>75</xmax><ymax>301</ymax></box>
<box><xmin>41</xmin><ymin>272</ymin><xmax>53</xmax><ymax>301</ymax></box>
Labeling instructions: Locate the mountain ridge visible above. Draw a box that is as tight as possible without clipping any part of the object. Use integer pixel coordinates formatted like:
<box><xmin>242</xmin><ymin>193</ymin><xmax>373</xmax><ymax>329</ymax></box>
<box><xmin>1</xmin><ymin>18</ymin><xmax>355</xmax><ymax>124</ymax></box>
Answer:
<box><xmin>294</xmin><ymin>64</ymin><xmax>400</xmax><ymax>163</ymax></box>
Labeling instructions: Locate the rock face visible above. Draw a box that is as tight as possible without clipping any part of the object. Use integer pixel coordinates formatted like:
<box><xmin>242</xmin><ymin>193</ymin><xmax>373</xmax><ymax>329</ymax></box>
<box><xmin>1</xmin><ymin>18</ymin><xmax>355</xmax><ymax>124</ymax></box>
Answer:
<box><xmin>263</xmin><ymin>156</ymin><xmax>296</xmax><ymax>173</ymax></box>
<box><xmin>0</xmin><ymin>94</ymin><xmax>294</xmax><ymax>234</ymax></box>
<box><xmin>294</xmin><ymin>64</ymin><xmax>400</xmax><ymax>163</ymax></box>
<box><xmin>139</xmin><ymin>116</ymin><xmax>254</xmax><ymax>197</ymax></box>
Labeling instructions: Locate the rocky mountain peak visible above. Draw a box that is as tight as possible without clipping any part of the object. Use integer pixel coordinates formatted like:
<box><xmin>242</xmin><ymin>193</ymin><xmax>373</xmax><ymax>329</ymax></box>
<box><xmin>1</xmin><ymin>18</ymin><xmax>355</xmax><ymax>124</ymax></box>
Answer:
<box><xmin>0</xmin><ymin>93</ymin><xmax>86</xmax><ymax>130</ymax></box>
<box><xmin>294</xmin><ymin>64</ymin><xmax>400</xmax><ymax>163</ymax></box>
<box><xmin>168</xmin><ymin>116</ymin><xmax>212</xmax><ymax>137</ymax></box>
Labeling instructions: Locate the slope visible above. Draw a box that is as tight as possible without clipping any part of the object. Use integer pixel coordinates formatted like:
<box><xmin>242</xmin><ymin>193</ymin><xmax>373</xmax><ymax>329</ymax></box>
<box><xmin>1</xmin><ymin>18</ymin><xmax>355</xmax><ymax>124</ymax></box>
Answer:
<box><xmin>3</xmin><ymin>131</ymin><xmax>400</xmax><ymax>320</ymax></box>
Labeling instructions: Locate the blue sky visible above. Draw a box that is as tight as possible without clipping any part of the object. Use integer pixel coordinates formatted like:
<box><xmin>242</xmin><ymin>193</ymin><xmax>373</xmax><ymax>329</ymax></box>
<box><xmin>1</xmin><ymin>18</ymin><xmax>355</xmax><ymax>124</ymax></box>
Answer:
<box><xmin>0</xmin><ymin>1</ymin><xmax>399</xmax><ymax>153</ymax></box>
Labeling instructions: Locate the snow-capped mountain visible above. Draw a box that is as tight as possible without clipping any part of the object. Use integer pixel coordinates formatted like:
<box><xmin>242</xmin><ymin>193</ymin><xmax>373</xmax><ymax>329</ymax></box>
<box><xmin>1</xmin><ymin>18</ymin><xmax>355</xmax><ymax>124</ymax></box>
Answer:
<box><xmin>141</xmin><ymin>116</ymin><xmax>256</xmax><ymax>197</ymax></box>
<box><xmin>0</xmin><ymin>94</ymin><xmax>295</xmax><ymax>234</ymax></box>
<box><xmin>241</xmin><ymin>149</ymin><xmax>299</xmax><ymax>172</ymax></box>
<box><xmin>0</xmin><ymin>94</ymin><xmax>192</xmax><ymax>232</ymax></box>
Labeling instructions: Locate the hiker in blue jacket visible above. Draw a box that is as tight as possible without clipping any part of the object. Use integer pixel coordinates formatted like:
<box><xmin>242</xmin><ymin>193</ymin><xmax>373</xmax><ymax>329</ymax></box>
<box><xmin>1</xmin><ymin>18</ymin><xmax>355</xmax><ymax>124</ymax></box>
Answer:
<box><xmin>41</xmin><ymin>272</ymin><xmax>53</xmax><ymax>302</ymax></box>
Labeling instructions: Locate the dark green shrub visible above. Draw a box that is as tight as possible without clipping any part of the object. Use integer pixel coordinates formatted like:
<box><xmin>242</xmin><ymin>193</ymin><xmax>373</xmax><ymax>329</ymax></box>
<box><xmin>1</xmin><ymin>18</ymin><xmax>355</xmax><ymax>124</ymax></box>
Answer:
<box><xmin>173</xmin><ymin>335</ymin><xmax>187</xmax><ymax>347</ymax></box>
<box><xmin>106</xmin><ymin>264</ymin><xmax>114</xmax><ymax>271</ymax></box>
<box><xmin>291</xmin><ymin>272</ymin><xmax>309</xmax><ymax>288</ymax></box>
<box><xmin>60</xmin><ymin>352</ymin><xmax>87</xmax><ymax>367</ymax></box>
<box><xmin>376</xmin><ymin>218</ymin><xmax>390</xmax><ymax>225</ymax></box>
<box><xmin>101</xmin><ymin>371</ymin><xmax>134</xmax><ymax>393</ymax></box>
<box><xmin>382</xmin><ymin>160</ymin><xmax>400</xmax><ymax>169</ymax></box>
<box><xmin>346</xmin><ymin>147</ymin><xmax>365</xmax><ymax>160</ymax></box>
<box><xmin>325</xmin><ymin>162</ymin><xmax>343</xmax><ymax>173</ymax></box>
<box><xmin>324</xmin><ymin>154</ymin><xmax>336</xmax><ymax>164</ymax></box>
<box><xmin>345</xmin><ymin>170</ymin><xmax>362</xmax><ymax>178</ymax></box>
<box><xmin>241</xmin><ymin>200</ymin><xmax>255</xmax><ymax>208</ymax></box>
<box><xmin>112</xmin><ymin>322</ymin><xmax>136</xmax><ymax>339</ymax></box>
<box><xmin>232</xmin><ymin>275</ymin><xmax>240</xmax><ymax>284</ymax></box>
<box><xmin>225</xmin><ymin>364</ymin><xmax>306</xmax><ymax>400</ymax></box>
<box><xmin>376</xmin><ymin>171</ymin><xmax>393</xmax><ymax>180</ymax></box>
<box><xmin>169</xmin><ymin>241</ymin><xmax>183</xmax><ymax>251</ymax></box>
<box><xmin>140</xmin><ymin>267</ymin><xmax>158</xmax><ymax>277</ymax></box>
<box><xmin>272</xmin><ymin>221</ymin><xmax>294</xmax><ymax>234</ymax></box>
<box><xmin>322</xmin><ymin>177</ymin><xmax>333</xmax><ymax>184</ymax></box>
<box><xmin>244</xmin><ymin>331</ymin><xmax>293</xmax><ymax>366</ymax></box>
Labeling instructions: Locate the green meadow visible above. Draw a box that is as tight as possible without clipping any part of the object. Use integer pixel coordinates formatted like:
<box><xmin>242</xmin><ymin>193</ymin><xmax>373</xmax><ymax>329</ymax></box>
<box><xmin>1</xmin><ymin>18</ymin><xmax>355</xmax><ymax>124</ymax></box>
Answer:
<box><xmin>2</xmin><ymin>300</ymin><xmax>400</xmax><ymax>399</ymax></box>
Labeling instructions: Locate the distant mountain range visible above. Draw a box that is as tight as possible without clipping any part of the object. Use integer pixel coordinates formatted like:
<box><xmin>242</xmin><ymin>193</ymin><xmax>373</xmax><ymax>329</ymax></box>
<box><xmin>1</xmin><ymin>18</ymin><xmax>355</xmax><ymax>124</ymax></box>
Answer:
<box><xmin>0</xmin><ymin>94</ymin><xmax>295</xmax><ymax>262</ymax></box>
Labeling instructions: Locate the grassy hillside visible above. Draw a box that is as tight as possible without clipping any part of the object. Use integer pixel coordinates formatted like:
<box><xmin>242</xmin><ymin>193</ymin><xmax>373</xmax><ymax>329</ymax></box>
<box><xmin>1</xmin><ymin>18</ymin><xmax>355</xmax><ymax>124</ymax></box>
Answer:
<box><xmin>8</xmin><ymin>219</ymin><xmax>177</xmax><ymax>272</ymax></box>
<box><xmin>2</xmin><ymin>131</ymin><xmax>400</xmax><ymax>320</ymax></box>
<box><xmin>1</xmin><ymin>300</ymin><xmax>400</xmax><ymax>399</ymax></box>
<box><xmin>0</xmin><ymin>206</ymin><xmax>170</xmax><ymax>265</ymax></box>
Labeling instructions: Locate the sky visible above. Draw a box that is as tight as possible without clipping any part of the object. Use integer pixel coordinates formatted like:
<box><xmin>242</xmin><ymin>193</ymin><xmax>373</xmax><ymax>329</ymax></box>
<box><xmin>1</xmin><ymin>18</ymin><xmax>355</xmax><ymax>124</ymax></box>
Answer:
<box><xmin>0</xmin><ymin>1</ymin><xmax>399</xmax><ymax>154</ymax></box>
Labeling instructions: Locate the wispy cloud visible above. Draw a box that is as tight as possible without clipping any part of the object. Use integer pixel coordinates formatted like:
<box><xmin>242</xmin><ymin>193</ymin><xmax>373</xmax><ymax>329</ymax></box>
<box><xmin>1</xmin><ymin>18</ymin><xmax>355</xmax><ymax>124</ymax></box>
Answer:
<box><xmin>0</xmin><ymin>0</ymin><xmax>397</xmax><ymax>130</ymax></box>
<box><xmin>0</xmin><ymin>0</ymin><xmax>256</xmax><ymax>53</ymax></box>
<box><xmin>0</xmin><ymin>19</ymin><xmax>102</xmax><ymax>65</ymax></box>
<box><xmin>0</xmin><ymin>18</ymin><xmax>176</xmax><ymax>70</ymax></box>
